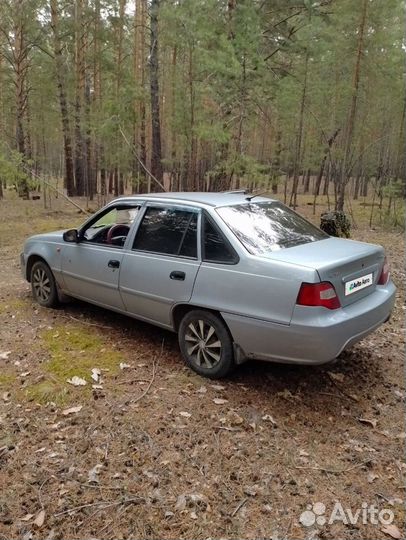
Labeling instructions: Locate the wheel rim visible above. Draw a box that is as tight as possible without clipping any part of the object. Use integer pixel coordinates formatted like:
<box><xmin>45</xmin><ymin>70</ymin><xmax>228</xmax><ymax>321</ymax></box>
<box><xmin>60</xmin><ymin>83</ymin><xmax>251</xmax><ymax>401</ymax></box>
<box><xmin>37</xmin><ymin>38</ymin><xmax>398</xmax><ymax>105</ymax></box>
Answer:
<box><xmin>184</xmin><ymin>319</ymin><xmax>222</xmax><ymax>369</ymax></box>
<box><xmin>32</xmin><ymin>267</ymin><xmax>51</xmax><ymax>302</ymax></box>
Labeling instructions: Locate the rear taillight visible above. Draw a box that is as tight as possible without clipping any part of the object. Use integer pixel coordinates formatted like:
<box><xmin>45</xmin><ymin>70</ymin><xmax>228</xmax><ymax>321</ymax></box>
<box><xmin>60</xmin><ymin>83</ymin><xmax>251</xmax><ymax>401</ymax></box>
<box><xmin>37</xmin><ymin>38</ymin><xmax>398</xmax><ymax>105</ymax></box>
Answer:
<box><xmin>297</xmin><ymin>282</ymin><xmax>341</xmax><ymax>310</ymax></box>
<box><xmin>377</xmin><ymin>256</ymin><xmax>390</xmax><ymax>285</ymax></box>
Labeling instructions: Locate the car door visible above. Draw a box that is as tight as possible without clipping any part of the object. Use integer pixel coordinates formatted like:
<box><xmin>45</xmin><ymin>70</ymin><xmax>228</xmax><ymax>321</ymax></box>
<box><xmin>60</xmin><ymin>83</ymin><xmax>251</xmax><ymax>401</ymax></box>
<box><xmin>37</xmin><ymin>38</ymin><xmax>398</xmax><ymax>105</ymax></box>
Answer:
<box><xmin>119</xmin><ymin>204</ymin><xmax>201</xmax><ymax>327</ymax></box>
<box><xmin>61</xmin><ymin>204</ymin><xmax>141</xmax><ymax>310</ymax></box>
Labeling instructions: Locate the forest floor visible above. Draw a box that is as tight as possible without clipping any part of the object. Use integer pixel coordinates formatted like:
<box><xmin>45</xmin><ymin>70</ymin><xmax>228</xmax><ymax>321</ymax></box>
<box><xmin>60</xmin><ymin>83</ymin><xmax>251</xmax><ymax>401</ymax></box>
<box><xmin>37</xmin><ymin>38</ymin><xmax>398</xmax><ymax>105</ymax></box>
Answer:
<box><xmin>0</xmin><ymin>191</ymin><xmax>404</xmax><ymax>540</ymax></box>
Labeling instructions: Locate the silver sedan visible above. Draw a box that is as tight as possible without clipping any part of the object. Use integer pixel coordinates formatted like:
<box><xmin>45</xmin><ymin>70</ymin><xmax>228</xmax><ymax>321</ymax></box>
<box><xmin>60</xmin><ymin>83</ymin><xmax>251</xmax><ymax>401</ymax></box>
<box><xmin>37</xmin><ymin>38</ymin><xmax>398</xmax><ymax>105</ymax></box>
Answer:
<box><xmin>21</xmin><ymin>192</ymin><xmax>396</xmax><ymax>378</ymax></box>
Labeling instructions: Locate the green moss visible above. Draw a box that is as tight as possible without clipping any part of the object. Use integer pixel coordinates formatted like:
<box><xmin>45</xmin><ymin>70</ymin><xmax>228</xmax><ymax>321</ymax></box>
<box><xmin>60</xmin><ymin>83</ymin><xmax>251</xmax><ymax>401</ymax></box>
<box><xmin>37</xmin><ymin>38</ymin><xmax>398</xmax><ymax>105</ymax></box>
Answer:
<box><xmin>0</xmin><ymin>373</ymin><xmax>16</xmax><ymax>387</ymax></box>
<box><xmin>42</xmin><ymin>325</ymin><xmax>123</xmax><ymax>379</ymax></box>
<box><xmin>0</xmin><ymin>298</ymin><xmax>28</xmax><ymax>315</ymax></box>
<box><xmin>25</xmin><ymin>380</ymin><xmax>69</xmax><ymax>406</ymax></box>
<box><xmin>24</xmin><ymin>325</ymin><xmax>123</xmax><ymax>404</ymax></box>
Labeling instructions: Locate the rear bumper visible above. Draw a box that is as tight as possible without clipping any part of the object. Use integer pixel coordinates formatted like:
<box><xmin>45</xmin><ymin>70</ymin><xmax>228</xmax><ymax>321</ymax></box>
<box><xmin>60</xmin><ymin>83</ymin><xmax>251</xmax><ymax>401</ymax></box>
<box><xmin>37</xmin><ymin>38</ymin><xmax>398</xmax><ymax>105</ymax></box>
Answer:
<box><xmin>222</xmin><ymin>281</ymin><xmax>396</xmax><ymax>365</ymax></box>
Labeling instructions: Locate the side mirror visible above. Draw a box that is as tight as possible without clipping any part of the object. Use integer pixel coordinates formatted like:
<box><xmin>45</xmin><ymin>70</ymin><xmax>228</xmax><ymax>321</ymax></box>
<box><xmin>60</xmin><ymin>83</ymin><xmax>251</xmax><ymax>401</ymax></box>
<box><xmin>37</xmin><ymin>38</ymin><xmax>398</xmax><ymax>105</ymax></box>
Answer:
<box><xmin>63</xmin><ymin>229</ymin><xmax>79</xmax><ymax>243</ymax></box>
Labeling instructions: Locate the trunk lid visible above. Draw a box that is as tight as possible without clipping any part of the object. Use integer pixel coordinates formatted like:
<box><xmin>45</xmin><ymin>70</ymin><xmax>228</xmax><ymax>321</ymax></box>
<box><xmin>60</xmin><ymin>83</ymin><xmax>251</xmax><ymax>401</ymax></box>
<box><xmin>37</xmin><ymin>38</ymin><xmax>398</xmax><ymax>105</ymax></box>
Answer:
<box><xmin>261</xmin><ymin>237</ymin><xmax>385</xmax><ymax>307</ymax></box>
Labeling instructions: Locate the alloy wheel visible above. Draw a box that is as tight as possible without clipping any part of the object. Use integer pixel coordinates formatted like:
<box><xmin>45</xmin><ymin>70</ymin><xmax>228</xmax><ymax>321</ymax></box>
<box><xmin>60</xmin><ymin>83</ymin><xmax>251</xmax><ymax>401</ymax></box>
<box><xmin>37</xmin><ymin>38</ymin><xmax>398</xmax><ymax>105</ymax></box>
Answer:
<box><xmin>32</xmin><ymin>267</ymin><xmax>51</xmax><ymax>303</ymax></box>
<box><xmin>185</xmin><ymin>319</ymin><xmax>222</xmax><ymax>369</ymax></box>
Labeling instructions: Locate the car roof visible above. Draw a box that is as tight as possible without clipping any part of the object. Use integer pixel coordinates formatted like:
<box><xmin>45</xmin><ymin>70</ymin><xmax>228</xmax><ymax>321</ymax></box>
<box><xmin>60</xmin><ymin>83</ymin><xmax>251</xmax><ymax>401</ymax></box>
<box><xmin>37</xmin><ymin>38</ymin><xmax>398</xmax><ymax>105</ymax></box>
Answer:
<box><xmin>113</xmin><ymin>191</ymin><xmax>275</xmax><ymax>208</ymax></box>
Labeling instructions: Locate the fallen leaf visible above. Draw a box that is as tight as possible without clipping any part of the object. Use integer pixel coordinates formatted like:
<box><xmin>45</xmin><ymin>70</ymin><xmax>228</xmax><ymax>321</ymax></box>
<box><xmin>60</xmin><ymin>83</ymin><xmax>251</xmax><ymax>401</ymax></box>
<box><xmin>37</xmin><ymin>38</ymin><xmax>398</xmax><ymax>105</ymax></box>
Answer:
<box><xmin>91</xmin><ymin>368</ymin><xmax>101</xmax><ymax>382</ymax></box>
<box><xmin>45</xmin><ymin>528</ymin><xmax>56</xmax><ymax>540</ymax></box>
<box><xmin>358</xmin><ymin>417</ymin><xmax>378</xmax><ymax>428</ymax></box>
<box><xmin>276</xmin><ymin>389</ymin><xmax>296</xmax><ymax>400</ymax></box>
<box><xmin>394</xmin><ymin>390</ymin><xmax>405</xmax><ymax>400</ymax></box>
<box><xmin>88</xmin><ymin>464</ymin><xmax>103</xmax><ymax>483</ymax></box>
<box><xmin>367</xmin><ymin>472</ymin><xmax>379</xmax><ymax>483</ymax></box>
<box><xmin>226</xmin><ymin>410</ymin><xmax>244</xmax><ymax>425</ymax></box>
<box><xmin>210</xmin><ymin>384</ymin><xmax>226</xmax><ymax>391</ymax></box>
<box><xmin>244</xmin><ymin>484</ymin><xmax>258</xmax><ymax>496</ymax></box>
<box><xmin>33</xmin><ymin>509</ymin><xmax>46</xmax><ymax>528</ymax></box>
<box><xmin>262</xmin><ymin>414</ymin><xmax>277</xmax><ymax>425</ymax></box>
<box><xmin>119</xmin><ymin>362</ymin><xmax>131</xmax><ymax>370</ymax></box>
<box><xmin>66</xmin><ymin>376</ymin><xmax>87</xmax><ymax>386</ymax></box>
<box><xmin>190</xmin><ymin>511</ymin><xmax>198</xmax><ymax>520</ymax></box>
<box><xmin>175</xmin><ymin>494</ymin><xmax>187</xmax><ymax>511</ymax></box>
<box><xmin>213</xmin><ymin>398</ymin><xmax>228</xmax><ymax>405</ymax></box>
<box><xmin>21</xmin><ymin>514</ymin><xmax>34</xmax><ymax>521</ymax></box>
<box><xmin>381</xmin><ymin>524</ymin><xmax>402</xmax><ymax>539</ymax></box>
<box><xmin>179</xmin><ymin>411</ymin><xmax>192</xmax><ymax>418</ymax></box>
<box><xmin>196</xmin><ymin>386</ymin><xmax>207</xmax><ymax>394</ymax></box>
<box><xmin>0</xmin><ymin>351</ymin><xmax>11</xmax><ymax>360</ymax></box>
<box><xmin>175</xmin><ymin>493</ymin><xmax>208</xmax><ymax>512</ymax></box>
<box><xmin>61</xmin><ymin>405</ymin><xmax>82</xmax><ymax>416</ymax></box>
<box><xmin>328</xmin><ymin>371</ymin><xmax>345</xmax><ymax>383</ymax></box>
<box><xmin>92</xmin><ymin>384</ymin><xmax>103</xmax><ymax>390</ymax></box>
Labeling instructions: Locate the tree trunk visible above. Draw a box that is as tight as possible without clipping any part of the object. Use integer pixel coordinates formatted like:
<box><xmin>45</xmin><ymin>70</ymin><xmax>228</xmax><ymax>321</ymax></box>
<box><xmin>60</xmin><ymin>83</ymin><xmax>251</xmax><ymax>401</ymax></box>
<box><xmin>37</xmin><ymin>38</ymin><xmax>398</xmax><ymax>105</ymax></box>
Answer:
<box><xmin>74</xmin><ymin>0</ymin><xmax>86</xmax><ymax>196</ymax></box>
<box><xmin>13</xmin><ymin>1</ymin><xmax>29</xmax><ymax>198</ymax></box>
<box><xmin>353</xmin><ymin>173</ymin><xmax>361</xmax><ymax>200</ymax></box>
<box><xmin>271</xmin><ymin>129</ymin><xmax>281</xmax><ymax>194</ymax></box>
<box><xmin>50</xmin><ymin>0</ymin><xmax>75</xmax><ymax>196</ymax></box>
<box><xmin>84</xmin><ymin>73</ymin><xmax>93</xmax><ymax>200</ymax></box>
<box><xmin>362</xmin><ymin>175</ymin><xmax>369</xmax><ymax>197</ymax></box>
<box><xmin>93</xmin><ymin>0</ymin><xmax>105</xmax><ymax>197</ymax></box>
<box><xmin>149</xmin><ymin>0</ymin><xmax>163</xmax><ymax>189</ymax></box>
<box><xmin>290</xmin><ymin>49</ymin><xmax>308</xmax><ymax>209</ymax></box>
<box><xmin>113</xmin><ymin>0</ymin><xmax>126</xmax><ymax>196</ymax></box>
<box><xmin>188</xmin><ymin>44</ymin><xmax>197</xmax><ymax>190</ymax></box>
<box><xmin>336</xmin><ymin>0</ymin><xmax>367</xmax><ymax>211</ymax></box>
<box><xmin>170</xmin><ymin>44</ymin><xmax>178</xmax><ymax>190</ymax></box>
<box><xmin>313</xmin><ymin>129</ymin><xmax>340</xmax><ymax>213</ymax></box>
<box><xmin>304</xmin><ymin>168</ymin><xmax>310</xmax><ymax>193</ymax></box>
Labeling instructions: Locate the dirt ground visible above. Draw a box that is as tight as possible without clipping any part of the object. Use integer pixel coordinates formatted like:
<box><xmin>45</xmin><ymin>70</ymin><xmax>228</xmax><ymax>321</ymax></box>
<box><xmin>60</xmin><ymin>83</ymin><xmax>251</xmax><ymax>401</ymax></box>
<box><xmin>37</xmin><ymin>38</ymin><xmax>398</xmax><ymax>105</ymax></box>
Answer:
<box><xmin>0</xmin><ymin>192</ymin><xmax>404</xmax><ymax>540</ymax></box>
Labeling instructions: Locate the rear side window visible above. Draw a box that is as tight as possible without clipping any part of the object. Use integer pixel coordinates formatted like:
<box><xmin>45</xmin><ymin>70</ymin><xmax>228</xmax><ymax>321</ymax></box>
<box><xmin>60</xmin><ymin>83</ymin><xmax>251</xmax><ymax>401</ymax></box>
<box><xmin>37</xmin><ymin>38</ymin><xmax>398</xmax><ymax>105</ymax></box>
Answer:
<box><xmin>216</xmin><ymin>201</ymin><xmax>328</xmax><ymax>254</ymax></box>
<box><xmin>133</xmin><ymin>207</ymin><xmax>198</xmax><ymax>258</ymax></box>
<box><xmin>203</xmin><ymin>214</ymin><xmax>238</xmax><ymax>264</ymax></box>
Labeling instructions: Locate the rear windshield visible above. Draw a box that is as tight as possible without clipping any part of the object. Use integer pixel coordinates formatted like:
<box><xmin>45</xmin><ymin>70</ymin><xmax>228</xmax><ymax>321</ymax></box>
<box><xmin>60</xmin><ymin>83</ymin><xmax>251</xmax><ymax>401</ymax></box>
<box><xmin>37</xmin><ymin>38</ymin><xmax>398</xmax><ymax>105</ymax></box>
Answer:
<box><xmin>216</xmin><ymin>201</ymin><xmax>328</xmax><ymax>254</ymax></box>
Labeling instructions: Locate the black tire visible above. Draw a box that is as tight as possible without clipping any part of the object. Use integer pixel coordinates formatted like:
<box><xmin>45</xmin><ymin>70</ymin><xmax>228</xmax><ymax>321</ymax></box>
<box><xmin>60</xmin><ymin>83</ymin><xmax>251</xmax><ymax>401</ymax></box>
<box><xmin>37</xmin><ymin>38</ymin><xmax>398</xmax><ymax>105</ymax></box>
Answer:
<box><xmin>178</xmin><ymin>310</ymin><xmax>235</xmax><ymax>378</ymax></box>
<box><xmin>31</xmin><ymin>261</ymin><xmax>59</xmax><ymax>308</ymax></box>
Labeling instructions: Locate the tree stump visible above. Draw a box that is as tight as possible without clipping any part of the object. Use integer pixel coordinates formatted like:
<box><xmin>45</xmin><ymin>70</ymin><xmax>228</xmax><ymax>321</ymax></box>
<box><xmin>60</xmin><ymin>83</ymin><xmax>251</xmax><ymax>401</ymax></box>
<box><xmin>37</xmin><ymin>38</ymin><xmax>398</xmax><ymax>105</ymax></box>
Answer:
<box><xmin>320</xmin><ymin>211</ymin><xmax>351</xmax><ymax>238</ymax></box>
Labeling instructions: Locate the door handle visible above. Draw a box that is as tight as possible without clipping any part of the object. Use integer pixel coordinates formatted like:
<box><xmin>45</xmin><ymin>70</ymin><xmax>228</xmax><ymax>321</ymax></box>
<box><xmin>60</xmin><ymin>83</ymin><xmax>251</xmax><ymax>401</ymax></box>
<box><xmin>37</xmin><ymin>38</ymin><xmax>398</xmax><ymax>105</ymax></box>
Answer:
<box><xmin>108</xmin><ymin>260</ymin><xmax>120</xmax><ymax>269</ymax></box>
<box><xmin>170</xmin><ymin>270</ymin><xmax>186</xmax><ymax>281</ymax></box>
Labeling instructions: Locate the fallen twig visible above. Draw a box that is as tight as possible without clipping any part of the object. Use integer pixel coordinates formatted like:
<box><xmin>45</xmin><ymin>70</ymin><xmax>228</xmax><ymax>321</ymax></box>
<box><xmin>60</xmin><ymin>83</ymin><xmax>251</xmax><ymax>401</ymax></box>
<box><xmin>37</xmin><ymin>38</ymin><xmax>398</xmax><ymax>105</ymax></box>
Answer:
<box><xmin>61</xmin><ymin>314</ymin><xmax>114</xmax><ymax>330</ymax></box>
<box><xmin>130</xmin><ymin>348</ymin><xmax>161</xmax><ymax>404</ymax></box>
<box><xmin>293</xmin><ymin>459</ymin><xmax>371</xmax><ymax>475</ymax></box>
<box><xmin>119</xmin><ymin>125</ymin><xmax>166</xmax><ymax>192</ymax></box>
<box><xmin>231</xmin><ymin>497</ymin><xmax>248</xmax><ymax>517</ymax></box>
<box><xmin>54</xmin><ymin>497</ymin><xmax>144</xmax><ymax>517</ymax></box>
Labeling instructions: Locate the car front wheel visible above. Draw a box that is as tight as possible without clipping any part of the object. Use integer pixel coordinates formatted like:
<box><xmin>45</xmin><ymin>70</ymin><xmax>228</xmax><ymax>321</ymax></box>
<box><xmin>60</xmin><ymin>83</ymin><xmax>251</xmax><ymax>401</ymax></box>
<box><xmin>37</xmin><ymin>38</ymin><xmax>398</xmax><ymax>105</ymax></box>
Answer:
<box><xmin>31</xmin><ymin>261</ymin><xmax>59</xmax><ymax>308</ymax></box>
<box><xmin>178</xmin><ymin>310</ymin><xmax>235</xmax><ymax>378</ymax></box>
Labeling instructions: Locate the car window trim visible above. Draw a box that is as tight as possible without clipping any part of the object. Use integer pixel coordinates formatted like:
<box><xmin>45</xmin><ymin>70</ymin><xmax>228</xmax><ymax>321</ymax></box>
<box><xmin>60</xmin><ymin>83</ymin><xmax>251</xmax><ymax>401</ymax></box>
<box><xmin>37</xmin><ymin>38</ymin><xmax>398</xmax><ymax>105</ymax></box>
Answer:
<box><xmin>78</xmin><ymin>203</ymin><xmax>142</xmax><ymax>246</ymax></box>
<box><xmin>201</xmin><ymin>211</ymin><xmax>240</xmax><ymax>265</ymax></box>
<box><xmin>131</xmin><ymin>204</ymin><xmax>201</xmax><ymax>260</ymax></box>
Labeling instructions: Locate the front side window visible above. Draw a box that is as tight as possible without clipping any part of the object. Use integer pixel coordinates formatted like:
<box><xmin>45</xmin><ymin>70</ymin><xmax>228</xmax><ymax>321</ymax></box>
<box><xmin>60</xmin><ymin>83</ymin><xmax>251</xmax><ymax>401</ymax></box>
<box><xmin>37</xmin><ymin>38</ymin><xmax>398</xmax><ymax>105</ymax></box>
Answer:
<box><xmin>82</xmin><ymin>206</ymin><xmax>140</xmax><ymax>247</ymax></box>
<box><xmin>133</xmin><ymin>206</ymin><xmax>198</xmax><ymax>258</ymax></box>
<box><xmin>216</xmin><ymin>201</ymin><xmax>328</xmax><ymax>255</ymax></box>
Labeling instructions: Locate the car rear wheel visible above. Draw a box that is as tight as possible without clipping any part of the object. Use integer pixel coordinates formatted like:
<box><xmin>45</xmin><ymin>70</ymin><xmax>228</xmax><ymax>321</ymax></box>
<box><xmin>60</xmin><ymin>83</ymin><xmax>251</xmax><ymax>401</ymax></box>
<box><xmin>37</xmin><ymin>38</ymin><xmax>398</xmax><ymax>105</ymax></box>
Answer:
<box><xmin>178</xmin><ymin>310</ymin><xmax>235</xmax><ymax>378</ymax></box>
<box><xmin>31</xmin><ymin>261</ymin><xmax>58</xmax><ymax>308</ymax></box>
